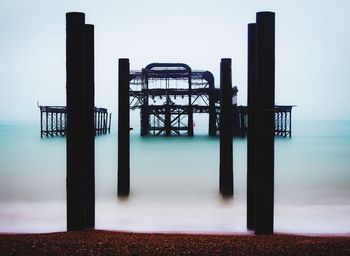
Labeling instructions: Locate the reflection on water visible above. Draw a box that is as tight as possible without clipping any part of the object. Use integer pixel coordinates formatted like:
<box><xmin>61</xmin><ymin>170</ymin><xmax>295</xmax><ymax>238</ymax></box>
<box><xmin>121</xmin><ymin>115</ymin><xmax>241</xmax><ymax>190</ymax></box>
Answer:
<box><xmin>0</xmin><ymin>120</ymin><xmax>350</xmax><ymax>234</ymax></box>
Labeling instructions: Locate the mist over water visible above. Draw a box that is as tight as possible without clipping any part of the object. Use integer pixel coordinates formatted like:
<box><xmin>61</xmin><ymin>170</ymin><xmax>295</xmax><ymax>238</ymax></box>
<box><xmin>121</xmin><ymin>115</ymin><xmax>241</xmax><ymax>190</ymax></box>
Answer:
<box><xmin>0</xmin><ymin>120</ymin><xmax>349</xmax><ymax>234</ymax></box>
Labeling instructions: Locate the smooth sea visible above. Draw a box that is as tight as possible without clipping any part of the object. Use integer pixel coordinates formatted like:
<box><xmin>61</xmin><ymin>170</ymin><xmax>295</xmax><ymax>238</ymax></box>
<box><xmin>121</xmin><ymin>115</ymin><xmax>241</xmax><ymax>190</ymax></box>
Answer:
<box><xmin>0</xmin><ymin>118</ymin><xmax>349</xmax><ymax>234</ymax></box>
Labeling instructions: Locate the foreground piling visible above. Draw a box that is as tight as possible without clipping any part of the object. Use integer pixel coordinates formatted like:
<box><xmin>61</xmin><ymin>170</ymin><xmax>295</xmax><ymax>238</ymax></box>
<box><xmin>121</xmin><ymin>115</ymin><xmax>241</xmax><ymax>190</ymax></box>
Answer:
<box><xmin>219</xmin><ymin>58</ymin><xmax>234</xmax><ymax>196</ymax></box>
<box><xmin>66</xmin><ymin>12</ymin><xmax>87</xmax><ymax>231</ymax></box>
<box><xmin>85</xmin><ymin>24</ymin><xmax>95</xmax><ymax>229</ymax></box>
<box><xmin>254</xmin><ymin>12</ymin><xmax>275</xmax><ymax>235</ymax></box>
<box><xmin>118</xmin><ymin>58</ymin><xmax>130</xmax><ymax>196</ymax></box>
<box><xmin>247</xmin><ymin>23</ymin><xmax>257</xmax><ymax>230</ymax></box>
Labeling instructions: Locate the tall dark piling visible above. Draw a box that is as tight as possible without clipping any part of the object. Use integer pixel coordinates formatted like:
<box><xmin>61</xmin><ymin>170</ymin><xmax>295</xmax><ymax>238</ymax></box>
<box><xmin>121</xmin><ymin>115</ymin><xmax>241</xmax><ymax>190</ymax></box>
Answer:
<box><xmin>85</xmin><ymin>24</ymin><xmax>95</xmax><ymax>229</ymax></box>
<box><xmin>66</xmin><ymin>12</ymin><xmax>87</xmax><ymax>231</ymax></box>
<box><xmin>247</xmin><ymin>23</ymin><xmax>257</xmax><ymax>230</ymax></box>
<box><xmin>118</xmin><ymin>58</ymin><xmax>130</xmax><ymax>196</ymax></box>
<box><xmin>255</xmin><ymin>12</ymin><xmax>275</xmax><ymax>235</ymax></box>
<box><xmin>219</xmin><ymin>58</ymin><xmax>234</xmax><ymax>197</ymax></box>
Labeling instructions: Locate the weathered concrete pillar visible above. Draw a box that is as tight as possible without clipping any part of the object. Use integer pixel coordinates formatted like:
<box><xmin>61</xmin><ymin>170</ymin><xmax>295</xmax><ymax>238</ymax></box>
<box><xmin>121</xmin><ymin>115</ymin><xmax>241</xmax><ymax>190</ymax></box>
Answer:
<box><xmin>118</xmin><ymin>58</ymin><xmax>130</xmax><ymax>196</ymax></box>
<box><xmin>219</xmin><ymin>58</ymin><xmax>234</xmax><ymax>197</ymax></box>
<box><xmin>247</xmin><ymin>23</ymin><xmax>257</xmax><ymax>231</ymax></box>
<box><xmin>85</xmin><ymin>24</ymin><xmax>95</xmax><ymax>229</ymax></box>
<box><xmin>255</xmin><ymin>11</ymin><xmax>275</xmax><ymax>235</ymax></box>
<box><xmin>66</xmin><ymin>12</ymin><xmax>87</xmax><ymax>231</ymax></box>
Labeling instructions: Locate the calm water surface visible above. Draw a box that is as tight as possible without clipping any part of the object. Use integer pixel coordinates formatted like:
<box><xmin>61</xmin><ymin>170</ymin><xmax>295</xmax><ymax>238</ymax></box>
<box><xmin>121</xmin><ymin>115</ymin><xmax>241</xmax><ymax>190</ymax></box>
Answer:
<box><xmin>0</xmin><ymin>120</ymin><xmax>349</xmax><ymax>234</ymax></box>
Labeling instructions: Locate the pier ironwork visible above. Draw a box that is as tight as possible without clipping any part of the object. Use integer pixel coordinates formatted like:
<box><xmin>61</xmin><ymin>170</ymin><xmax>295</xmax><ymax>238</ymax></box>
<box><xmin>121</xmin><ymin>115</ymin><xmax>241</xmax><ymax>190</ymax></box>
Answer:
<box><xmin>39</xmin><ymin>105</ymin><xmax>111</xmax><ymax>137</ymax></box>
<box><xmin>129</xmin><ymin>63</ymin><xmax>293</xmax><ymax>137</ymax></box>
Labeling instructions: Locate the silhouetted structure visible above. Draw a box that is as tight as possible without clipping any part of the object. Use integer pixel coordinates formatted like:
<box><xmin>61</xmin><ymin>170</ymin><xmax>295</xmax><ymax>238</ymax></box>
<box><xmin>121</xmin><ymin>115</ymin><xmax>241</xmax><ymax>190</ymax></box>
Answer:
<box><xmin>118</xmin><ymin>58</ymin><xmax>130</xmax><ymax>196</ymax></box>
<box><xmin>219</xmin><ymin>59</ymin><xmax>234</xmax><ymax>197</ymax></box>
<box><xmin>85</xmin><ymin>24</ymin><xmax>95</xmax><ymax>229</ymax></box>
<box><xmin>249</xmin><ymin>11</ymin><xmax>275</xmax><ymax>235</ymax></box>
<box><xmin>66</xmin><ymin>12</ymin><xmax>96</xmax><ymax>231</ymax></box>
<box><xmin>129</xmin><ymin>63</ymin><xmax>222</xmax><ymax>136</ymax></box>
<box><xmin>129</xmin><ymin>63</ymin><xmax>292</xmax><ymax>137</ymax></box>
<box><xmin>39</xmin><ymin>106</ymin><xmax>111</xmax><ymax>138</ymax></box>
<box><xmin>247</xmin><ymin>23</ymin><xmax>257</xmax><ymax>231</ymax></box>
<box><xmin>66</xmin><ymin>11</ymin><xmax>86</xmax><ymax>231</ymax></box>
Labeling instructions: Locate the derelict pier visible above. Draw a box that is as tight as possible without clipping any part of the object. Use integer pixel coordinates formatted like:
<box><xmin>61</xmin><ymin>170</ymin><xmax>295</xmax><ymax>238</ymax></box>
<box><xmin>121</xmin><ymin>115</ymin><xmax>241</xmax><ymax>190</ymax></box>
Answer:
<box><xmin>129</xmin><ymin>63</ymin><xmax>293</xmax><ymax>137</ymax></box>
<box><xmin>39</xmin><ymin>105</ymin><xmax>111</xmax><ymax>137</ymax></box>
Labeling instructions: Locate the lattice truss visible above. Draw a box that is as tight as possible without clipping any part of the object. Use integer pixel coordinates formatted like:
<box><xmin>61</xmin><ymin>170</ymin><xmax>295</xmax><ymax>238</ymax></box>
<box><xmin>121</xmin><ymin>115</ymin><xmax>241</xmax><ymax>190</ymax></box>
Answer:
<box><xmin>129</xmin><ymin>63</ymin><xmax>216</xmax><ymax>136</ymax></box>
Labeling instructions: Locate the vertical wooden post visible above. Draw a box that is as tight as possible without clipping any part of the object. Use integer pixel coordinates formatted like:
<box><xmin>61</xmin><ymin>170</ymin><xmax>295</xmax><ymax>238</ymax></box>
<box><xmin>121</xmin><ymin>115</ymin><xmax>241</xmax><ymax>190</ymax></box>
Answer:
<box><xmin>247</xmin><ymin>22</ymin><xmax>256</xmax><ymax>231</ymax></box>
<box><xmin>255</xmin><ymin>11</ymin><xmax>275</xmax><ymax>235</ymax></box>
<box><xmin>66</xmin><ymin>12</ymin><xmax>87</xmax><ymax>231</ymax></box>
<box><xmin>219</xmin><ymin>58</ymin><xmax>234</xmax><ymax>196</ymax></box>
<box><xmin>85</xmin><ymin>24</ymin><xmax>95</xmax><ymax>229</ymax></box>
<box><xmin>118</xmin><ymin>58</ymin><xmax>130</xmax><ymax>196</ymax></box>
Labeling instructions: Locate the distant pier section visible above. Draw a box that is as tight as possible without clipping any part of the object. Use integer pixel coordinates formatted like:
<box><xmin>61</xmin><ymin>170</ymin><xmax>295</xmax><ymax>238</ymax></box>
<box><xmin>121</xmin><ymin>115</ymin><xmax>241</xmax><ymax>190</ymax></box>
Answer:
<box><xmin>129</xmin><ymin>63</ymin><xmax>293</xmax><ymax>137</ymax></box>
<box><xmin>39</xmin><ymin>105</ymin><xmax>111</xmax><ymax>137</ymax></box>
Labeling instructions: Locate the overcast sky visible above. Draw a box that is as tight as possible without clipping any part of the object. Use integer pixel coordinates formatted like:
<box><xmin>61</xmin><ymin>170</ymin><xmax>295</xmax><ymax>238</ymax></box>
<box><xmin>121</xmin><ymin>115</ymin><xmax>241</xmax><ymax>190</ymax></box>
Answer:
<box><xmin>1</xmin><ymin>0</ymin><xmax>350</xmax><ymax>120</ymax></box>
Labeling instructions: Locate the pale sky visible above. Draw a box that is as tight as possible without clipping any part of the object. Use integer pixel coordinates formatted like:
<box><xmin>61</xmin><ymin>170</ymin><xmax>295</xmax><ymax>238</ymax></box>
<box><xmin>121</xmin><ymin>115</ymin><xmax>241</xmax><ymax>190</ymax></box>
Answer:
<box><xmin>1</xmin><ymin>0</ymin><xmax>350</xmax><ymax>120</ymax></box>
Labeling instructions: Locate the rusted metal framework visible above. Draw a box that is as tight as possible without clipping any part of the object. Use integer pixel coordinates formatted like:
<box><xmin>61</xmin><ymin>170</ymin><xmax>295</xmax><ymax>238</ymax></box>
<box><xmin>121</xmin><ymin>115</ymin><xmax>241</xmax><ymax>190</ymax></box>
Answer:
<box><xmin>129</xmin><ymin>63</ymin><xmax>238</xmax><ymax>136</ymax></box>
<box><xmin>129</xmin><ymin>63</ymin><xmax>293</xmax><ymax>137</ymax></box>
<box><xmin>233</xmin><ymin>105</ymin><xmax>293</xmax><ymax>137</ymax></box>
<box><xmin>39</xmin><ymin>105</ymin><xmax>111</xmax><ymax>137</ymax></box>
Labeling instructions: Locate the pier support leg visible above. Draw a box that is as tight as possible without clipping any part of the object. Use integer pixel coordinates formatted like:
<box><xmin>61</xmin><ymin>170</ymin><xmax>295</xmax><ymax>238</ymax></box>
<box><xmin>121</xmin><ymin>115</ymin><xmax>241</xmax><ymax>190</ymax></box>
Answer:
<box><xmin>188</xmin><ymin>73</ymin><xmax>194</xmax><ymax>136</ymax></box>
<box><xmin>219</xmin><ymin>58</ymin><xmax>234</xmax><ymax>197</ymax></box>
<box><xmin>108</xmin><ymin>113</ymin><xmax>112</xmax><ymax>133</ymax></box>
<box><xmin>165</xmin><ymin>105</ymin><xmax>171</xmax><ymax>136</ymax></box>
<box><xmin>208</xmin><ymin>99</ymin><xmax>216</xmax><ymax>136</ymax></box>
<box><xmin>140</xmin><ymin>106</ymin><xmax>149</xmax><ymax>136</ymax></box>
<box><xmin>188</xmin><ymin>107</ymin><xmax>194</xmax><ymax>136</ymax></box>
<box><xmin>85</xmin><ymin>24</ymin><xmax>95</xmax><ymax>229</ymax></box>
<box><xmin>247</xmin><ymin>23</ymin><xmax>256</xmax><ymax>230</ymax></box>
<box><xmin>118</xmin><ymin>58</ymin><xmax>130</xmax><ymax>196</ymax></box>
<box><xmin>50</xmin><ymin>112</ymin><xmax>53</xmax><ymax>136</ymax></box>
<box><xmin>255</xmin><ymin>12</ymin><xmax>275</xmax><ymax>235</ymax></box>
<box><xmin>289</xmin><ymin>109</ymin><xmax>292</xmax><ymax>137</ymax></box>
<box><xmin>207</xmin><ymin>73</ymin><xmax>216</xmax><ymax>136</ymax></box>
<box><xmin>66</xmin><ymin>12</ymin><xmax>87</xmax><ymax>231</ymax></box>
<box><xmin>40</xmin><ymin>108</ymin><xmax>43</xmax><ymax>138</ymax></box>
